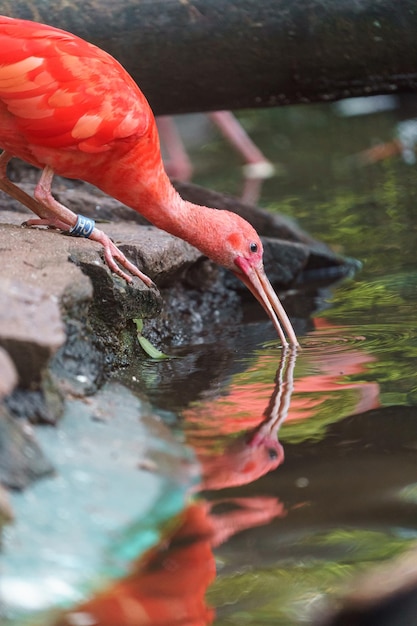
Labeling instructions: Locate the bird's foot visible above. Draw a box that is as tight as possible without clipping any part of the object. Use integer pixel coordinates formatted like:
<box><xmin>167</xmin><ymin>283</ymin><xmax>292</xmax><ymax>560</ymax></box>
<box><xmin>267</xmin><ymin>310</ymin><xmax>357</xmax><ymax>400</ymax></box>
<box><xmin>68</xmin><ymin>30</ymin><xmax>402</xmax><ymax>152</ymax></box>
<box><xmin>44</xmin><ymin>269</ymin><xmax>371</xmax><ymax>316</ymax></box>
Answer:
<box><xmin>24</xmin><ymin>214</ymin><xmax>154</xmax><ymax>287</ymax></box>
<box><xmin>22</xmin><ymin>216</ymin><xmax>70</xmax><ymax>231</ymax></box>
<box><xmin>89</xmin><ymin>228</ymin><xmax>156</xmax><ymax>288</ymax></box>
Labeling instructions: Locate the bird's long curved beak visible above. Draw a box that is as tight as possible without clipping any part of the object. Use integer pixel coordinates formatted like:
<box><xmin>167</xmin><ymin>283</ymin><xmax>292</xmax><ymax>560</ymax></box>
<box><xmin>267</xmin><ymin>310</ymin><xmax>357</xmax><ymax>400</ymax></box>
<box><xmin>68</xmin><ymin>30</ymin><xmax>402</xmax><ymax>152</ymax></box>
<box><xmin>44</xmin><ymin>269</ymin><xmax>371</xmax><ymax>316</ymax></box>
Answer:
<box><xmin>234</xmin><ymin>262</ymin><xmax>299</xmax><ymax>348</ymax></box>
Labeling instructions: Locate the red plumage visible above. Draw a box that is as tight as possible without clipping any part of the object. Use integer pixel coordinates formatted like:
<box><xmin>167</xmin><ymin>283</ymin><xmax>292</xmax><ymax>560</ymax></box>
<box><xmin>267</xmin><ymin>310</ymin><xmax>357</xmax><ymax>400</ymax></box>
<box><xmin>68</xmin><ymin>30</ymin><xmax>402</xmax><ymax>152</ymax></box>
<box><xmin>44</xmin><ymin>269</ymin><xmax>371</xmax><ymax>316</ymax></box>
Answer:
<box><xmin>0</xmin><ymin>15</ymin><xmax>298</xmax><ymax>347</ymax></box>
<box><xmin>0</xmin><ymin>16</ymin><xmax>151</xmax><ymax>171</ymax></box>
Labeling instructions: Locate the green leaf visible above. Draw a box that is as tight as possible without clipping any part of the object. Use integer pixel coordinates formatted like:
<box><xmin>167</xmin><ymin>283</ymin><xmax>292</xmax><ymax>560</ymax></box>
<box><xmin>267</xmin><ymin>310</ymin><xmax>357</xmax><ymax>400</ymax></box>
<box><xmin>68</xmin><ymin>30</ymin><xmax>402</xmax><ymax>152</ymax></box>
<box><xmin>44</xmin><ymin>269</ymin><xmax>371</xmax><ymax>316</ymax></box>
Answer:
<box><xmin>137</xmin><ymin>335</ymin><xmax>170</xmax><ymax>360</ymax></box>
<box><xmin>133</xmin><ymin>319</ymin><xmax>170</xmax><ymax>360</ymax></box>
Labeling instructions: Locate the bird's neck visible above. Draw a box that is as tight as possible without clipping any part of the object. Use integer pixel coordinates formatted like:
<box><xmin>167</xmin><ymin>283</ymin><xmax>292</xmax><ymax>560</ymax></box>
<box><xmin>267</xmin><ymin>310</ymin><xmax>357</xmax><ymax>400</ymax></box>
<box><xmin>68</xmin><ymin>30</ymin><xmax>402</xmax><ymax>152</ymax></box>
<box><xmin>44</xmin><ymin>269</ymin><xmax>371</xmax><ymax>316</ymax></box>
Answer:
<box><xmin>99</xmin><ymin>157</ymin><xmax>214</xmax><ymax>253</ymax></box>
<box><xmin>142</xmin><ymin>183</ymin><xmax>215</xmax><ymax>256</ymax></box>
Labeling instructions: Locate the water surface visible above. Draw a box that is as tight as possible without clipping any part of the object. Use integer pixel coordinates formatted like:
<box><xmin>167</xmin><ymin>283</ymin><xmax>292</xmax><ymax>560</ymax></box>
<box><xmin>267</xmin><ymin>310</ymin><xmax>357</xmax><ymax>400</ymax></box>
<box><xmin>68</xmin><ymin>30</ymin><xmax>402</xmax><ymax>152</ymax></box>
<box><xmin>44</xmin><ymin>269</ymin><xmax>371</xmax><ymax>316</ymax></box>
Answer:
<box><xmin>152</xmin><ymin>100</ymin><xmax>417</xmax><ymax>624</ymax></box>
<box><xmin>7</xmin><ymin>99</ymin><xmax>417</xmax><ymax>626</ymax></box>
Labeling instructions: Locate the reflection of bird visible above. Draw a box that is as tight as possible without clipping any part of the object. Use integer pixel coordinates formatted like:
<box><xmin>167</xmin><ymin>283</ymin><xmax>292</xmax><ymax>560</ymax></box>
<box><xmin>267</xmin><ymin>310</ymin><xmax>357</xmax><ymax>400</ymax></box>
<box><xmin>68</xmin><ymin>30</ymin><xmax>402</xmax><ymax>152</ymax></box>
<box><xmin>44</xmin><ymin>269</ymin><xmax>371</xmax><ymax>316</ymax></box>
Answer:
<box><xmin>190</xmin><ymin>347</ymin><xmax>297</xmax><ymax>491</ymax></box>
<box><xmin>0</xmin><ymin>16</ymin><xmax>297</xmax><ymax>346</ymax></box>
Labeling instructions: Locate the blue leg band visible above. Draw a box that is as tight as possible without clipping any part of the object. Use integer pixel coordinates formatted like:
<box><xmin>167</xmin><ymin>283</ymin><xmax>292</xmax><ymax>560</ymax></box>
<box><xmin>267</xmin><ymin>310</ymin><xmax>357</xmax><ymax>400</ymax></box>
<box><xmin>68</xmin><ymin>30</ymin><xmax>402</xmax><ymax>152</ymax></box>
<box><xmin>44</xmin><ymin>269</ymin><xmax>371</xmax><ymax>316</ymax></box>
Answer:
<box><xmin>69</xmin><ymin>214</ymin><xmax>95</xmax><ymax>238</ymax></box>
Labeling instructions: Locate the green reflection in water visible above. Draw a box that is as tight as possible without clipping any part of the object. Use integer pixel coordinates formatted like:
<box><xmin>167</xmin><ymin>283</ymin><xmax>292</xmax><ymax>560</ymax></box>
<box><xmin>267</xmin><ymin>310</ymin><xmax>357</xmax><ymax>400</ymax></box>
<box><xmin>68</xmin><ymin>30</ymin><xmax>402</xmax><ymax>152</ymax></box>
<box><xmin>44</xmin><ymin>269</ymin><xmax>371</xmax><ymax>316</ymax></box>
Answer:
<box><xmin>189</xmin><ymin>102</ymin><xmax>417</xmax><ymax>625</ymax></box>
<box><xmin>194</xmin><ymin>103</ymin><xmax>417</xmax><ymax>280</ymax></box>
<box><xmin>209</xmin><ymin>530</ymin><xmax>414</xmax><ymax>625</ymax></box>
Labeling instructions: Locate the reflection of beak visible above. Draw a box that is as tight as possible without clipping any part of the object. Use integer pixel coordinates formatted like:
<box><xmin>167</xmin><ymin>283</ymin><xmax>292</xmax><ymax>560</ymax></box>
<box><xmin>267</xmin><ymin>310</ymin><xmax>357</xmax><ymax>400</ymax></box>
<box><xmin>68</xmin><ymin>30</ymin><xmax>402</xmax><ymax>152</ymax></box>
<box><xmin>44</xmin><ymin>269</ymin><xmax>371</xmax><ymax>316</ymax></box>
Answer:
<box><xmin>234</xmin><ymin>261</ymin><xmax>299</xmax><ymax>347</ymax></box>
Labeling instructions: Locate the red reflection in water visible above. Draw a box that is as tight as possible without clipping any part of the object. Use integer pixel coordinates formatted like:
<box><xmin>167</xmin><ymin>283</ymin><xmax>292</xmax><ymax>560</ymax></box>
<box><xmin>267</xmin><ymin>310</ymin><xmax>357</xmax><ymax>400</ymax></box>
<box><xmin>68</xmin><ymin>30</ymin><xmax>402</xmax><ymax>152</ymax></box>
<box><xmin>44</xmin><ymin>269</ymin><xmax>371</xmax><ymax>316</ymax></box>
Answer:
<box><xmin>56</xmin><ymin>496</ymin><xmax>288</xmax><ymax>626</ymax></box>
<box><xmin>194</xmin><ymin>347</ymin><xmax>295</xmax><ymax>491</ymax></box>
<box><xmin>290</xmin><ymin>318</ymin><xmax>380</xmax><ymax>418</ymax></box>
<box><xmin>53</xmin><ymin>352</ymin><xmax>295</xmax><ymax>626</ymax></box>
<box><xmin>184</xmin><ymin>319</ymin><xmax>380</xmax><ymax>466</ymax></box>
<box><xmin>56</xmin><ymin>504</ymin><xmax>216</xmax><ymax>626</ymax></box>
<box><xmin>53</xmin><ymin>322</ymin><xmax>380</xmax><ymax>626</ymax></box>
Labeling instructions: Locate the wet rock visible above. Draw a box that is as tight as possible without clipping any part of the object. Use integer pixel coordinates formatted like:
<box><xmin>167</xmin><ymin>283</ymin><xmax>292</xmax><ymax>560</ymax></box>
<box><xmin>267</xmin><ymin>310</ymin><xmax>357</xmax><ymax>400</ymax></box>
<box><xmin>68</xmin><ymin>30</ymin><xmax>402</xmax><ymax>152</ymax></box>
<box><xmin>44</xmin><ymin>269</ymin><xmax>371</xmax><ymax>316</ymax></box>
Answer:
<box><xmin>0</xmin><ymin>216</ymin><xmax>98</xmax><ymax>405</ymax></box>
<box><xmin>2</xmin><ymin>176</ymin><xmax>348</xmax><ymax>290</ymax></box>
<box><xmin>144</xmin><ymin>268</ymin><xmax>242</xmax><ymax>348</ymax></box>
<box><xmin>258</xmin><ymin>238</ymin><xmax>309</xmax><ymax>286</ymax></box>
<box><xmin>79</xmin><ymin>180</ymin><xmax>348</xmax><ymax>287</ymax></box>
<box><xmin>5</xmin><ymin>384</ymin><xmax>62</xmax><ymax>425</ymax></box>
<box><xmin>0</xmin><ymin>351</ymin><xmax>18</xmax><ymax>523</ymax></box>
<box><xmin>69</xmin><ymin>246</ymin><xmax>161</xmax><ymax>329</ymax></box>
<box><xmin>0</xmin><ymin>347</ymin><xmax>18</xmax><ymax>399</ymax></box>
<box><xmin>60</xmin><ymin>181</ymin><xmax>346</xmax><ymax>347</ymax></box>
<box><xmin>1</xmin><ymin>383</ymin><xmax>197</xmax><ymax>620</ymax></box>
<box><xmin>0</xmin><ymin>405</ymin><xmax>54</xmax><ymax>490</ymax></box>
<box><xmin>0</xmin><ymin>213</ymin><xmax>159</xmax><ymax>399</ymax></box>
<box><xmin>9</xmin><ymin>177</ymin><xmax>346</xmax><ymax>282</ymax></box>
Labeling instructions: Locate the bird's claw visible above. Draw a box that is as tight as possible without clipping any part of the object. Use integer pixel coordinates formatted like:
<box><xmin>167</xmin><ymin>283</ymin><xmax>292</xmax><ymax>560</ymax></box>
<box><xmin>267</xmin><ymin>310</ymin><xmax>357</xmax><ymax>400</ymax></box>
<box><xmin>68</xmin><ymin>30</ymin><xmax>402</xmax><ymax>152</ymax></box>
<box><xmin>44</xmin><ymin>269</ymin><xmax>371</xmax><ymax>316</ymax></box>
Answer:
<box><xmin>103</xmin><ymin>248</ymin><xmax>155</xmax><ymax>288</ymax></box>
<box><xmin>22</xmin><ymin>216</ymin><xmax>69</xmax><ymax>231</ymax></box>
<box><xmin>95</xmin><ymin>231</ymin><xmax>155</xmax><ymax>288</ymax></box>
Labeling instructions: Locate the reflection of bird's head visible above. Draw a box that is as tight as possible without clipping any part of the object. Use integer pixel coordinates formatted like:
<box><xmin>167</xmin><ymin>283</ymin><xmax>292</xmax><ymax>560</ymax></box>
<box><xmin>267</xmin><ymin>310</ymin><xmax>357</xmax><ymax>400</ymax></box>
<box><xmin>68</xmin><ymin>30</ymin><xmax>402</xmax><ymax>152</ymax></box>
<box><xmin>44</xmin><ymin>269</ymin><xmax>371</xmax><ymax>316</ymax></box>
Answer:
<box><xmin>200</xmin><ymin>431</ymin><xmax>284</xmax><ymax>492</ymax></box>
<box><xmin>246</xmin><ymin>430</ymin><xmax>285</xmax><ymax>474</ymax></box>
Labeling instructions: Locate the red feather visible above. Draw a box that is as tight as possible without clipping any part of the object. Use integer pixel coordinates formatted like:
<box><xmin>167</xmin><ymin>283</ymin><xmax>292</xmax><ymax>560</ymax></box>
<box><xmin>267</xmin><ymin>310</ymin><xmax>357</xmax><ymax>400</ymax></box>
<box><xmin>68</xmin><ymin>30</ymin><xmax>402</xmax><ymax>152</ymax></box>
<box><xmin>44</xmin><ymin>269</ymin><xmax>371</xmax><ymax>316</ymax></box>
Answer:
<box><xmin>0</xmin><ymin>15</ymin><xmax>298</xmax><ymax>347</ymax></box>
<box><xmin>0</xmin><ymin>16</ymin><xmax>151</xmax><ymax>166</ymax></box>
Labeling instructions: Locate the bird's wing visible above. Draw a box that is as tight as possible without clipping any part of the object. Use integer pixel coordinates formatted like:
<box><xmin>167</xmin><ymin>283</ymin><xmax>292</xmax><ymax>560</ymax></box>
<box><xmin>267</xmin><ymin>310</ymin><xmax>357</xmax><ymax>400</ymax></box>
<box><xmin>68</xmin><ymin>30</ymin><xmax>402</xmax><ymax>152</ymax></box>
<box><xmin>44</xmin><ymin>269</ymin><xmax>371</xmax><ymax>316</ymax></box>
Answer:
<box><xmin>0</xmin><ymin>16</ymin><xmax>152</xmax><ymax>153</ymax></box>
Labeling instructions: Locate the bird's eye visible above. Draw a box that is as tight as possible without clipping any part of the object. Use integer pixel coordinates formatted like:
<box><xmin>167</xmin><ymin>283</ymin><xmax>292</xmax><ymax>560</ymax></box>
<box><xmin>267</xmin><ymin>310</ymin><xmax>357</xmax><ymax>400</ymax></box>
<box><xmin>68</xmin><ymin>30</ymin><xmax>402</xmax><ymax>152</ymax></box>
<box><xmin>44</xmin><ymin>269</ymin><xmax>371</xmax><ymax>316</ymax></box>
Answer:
<box><xmin>250</xmin><ymin>242</ymin><xmax>258</xmax><ymax>253</ymax></box>
<box><xmin>266</xmin><ymin>447</ymin><xmax>278</xmax><ymax>460</ymax></box>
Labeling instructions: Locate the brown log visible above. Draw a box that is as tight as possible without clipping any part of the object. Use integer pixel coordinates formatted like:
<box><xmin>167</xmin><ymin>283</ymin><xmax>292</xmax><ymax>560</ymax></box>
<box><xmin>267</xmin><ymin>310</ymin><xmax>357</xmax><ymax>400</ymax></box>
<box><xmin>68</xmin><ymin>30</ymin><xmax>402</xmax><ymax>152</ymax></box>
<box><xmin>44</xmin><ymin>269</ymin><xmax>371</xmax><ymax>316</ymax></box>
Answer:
<box><xmin>1</xmin><ymin>0</ymin><xmax>417</xmax><ymax>114</ymax></box>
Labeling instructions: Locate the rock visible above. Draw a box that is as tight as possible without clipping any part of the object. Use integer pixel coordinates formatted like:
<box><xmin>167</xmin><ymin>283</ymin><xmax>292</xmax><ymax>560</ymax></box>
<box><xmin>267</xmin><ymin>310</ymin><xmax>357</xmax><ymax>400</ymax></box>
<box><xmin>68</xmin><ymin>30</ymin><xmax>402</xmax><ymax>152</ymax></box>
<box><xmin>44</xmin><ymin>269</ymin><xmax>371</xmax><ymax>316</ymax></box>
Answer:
<box><xmin>68</xmin><ymin>246</ymin><xmax>161</xmax><ymax>329</ymax></box>
<box><xmin>5</xmin><ymin>384</ymin><xmax>63</xmax><ymax>425</ymax></box>
<box><xmin>0</xmin><ymin>213</ymin><xmax>93</xmax><ymax>299</ymax></box>
<box><xmin>0</xmin><ymin>347</ymin><xmax>18</xmax><ymax>399</ymax></box>
<box><xmin>2</xmin><ymin>176</ymin><xmax>348</xmax><ymax>288</ymax></box>
<box><xmin>0</xmin><ymin>277</ymin><xmax>66</xmax><ymax>387</ymax></box>
<box><xmin>101</xmin><ymin>223</ymin><xmax>203</xmax><ymax>286</ymax></box>
<box><xmin>261</xmin><ymin>238</ymin><xmax>310</xmax><ymax>286</ymax></box>
<box><xmin>0</xmin><ymin>213</ymin><xmax>95</xmax><ymax>395</ymax></box>
<box><xmin>7</xmin><ymin>177</ymin><xmax>347</xmax><ymax>278</ymax></box>
<box><xmin>0</xmin><ymin>383</ymin><xmax>197</xmax><ymax>620</ymax></box>
<box><xmin>144</xmin><ymin>271</ymin><xmax>243</xmax><ymax>348</ymax></box>
<box><xmin>44</xmin><ymin>179</ymin><xmax>348</xmax><ymax>287</ymax></box>
<box><xmin>0</xmin><ymin>405</ymin><xmax>54</xmax><ymax>490</ymax></box>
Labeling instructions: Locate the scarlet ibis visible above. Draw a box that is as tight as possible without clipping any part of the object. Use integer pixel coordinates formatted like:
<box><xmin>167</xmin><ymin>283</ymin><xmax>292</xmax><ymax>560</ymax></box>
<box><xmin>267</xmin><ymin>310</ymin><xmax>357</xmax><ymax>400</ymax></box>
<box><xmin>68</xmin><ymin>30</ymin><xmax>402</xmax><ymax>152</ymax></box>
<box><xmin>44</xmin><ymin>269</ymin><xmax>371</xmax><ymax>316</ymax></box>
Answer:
<box><xmin>0</xmin><ymin>15</ymin><xmax>298</xmax><ymax>347</ymax></box>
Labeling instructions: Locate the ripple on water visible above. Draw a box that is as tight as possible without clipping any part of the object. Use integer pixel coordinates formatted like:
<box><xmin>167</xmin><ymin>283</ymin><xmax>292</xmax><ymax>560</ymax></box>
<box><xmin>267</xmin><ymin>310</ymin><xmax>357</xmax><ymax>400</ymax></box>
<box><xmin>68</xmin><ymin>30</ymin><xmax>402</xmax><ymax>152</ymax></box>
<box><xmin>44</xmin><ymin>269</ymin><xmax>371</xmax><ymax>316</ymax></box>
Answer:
<box><xmin>301</xmin><ymin>321</ymin><xmax>417</xmax><ymax>355</ymax></box>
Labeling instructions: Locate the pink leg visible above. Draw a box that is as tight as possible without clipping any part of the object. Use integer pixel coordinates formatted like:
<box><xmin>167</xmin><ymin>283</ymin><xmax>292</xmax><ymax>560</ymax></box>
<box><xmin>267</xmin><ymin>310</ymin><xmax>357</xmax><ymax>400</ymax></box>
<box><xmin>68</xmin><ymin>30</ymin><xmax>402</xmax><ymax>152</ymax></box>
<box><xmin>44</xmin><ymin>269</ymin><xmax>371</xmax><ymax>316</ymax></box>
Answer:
<box><xmin>208</xmin><ymin>111</ymin><xmax>275</xmax><ymax>174</ymax></box>
<box><xmin>33</xmin><ymin>167</ymin><xmax>155</xmax><ymax>286</ymax></box>
<box><xmin>88</xmin><ymin>228</ymin><xmax>155</xmax><ymax>287</ymax></box>
<box><xmin>157</xmin><ymin>116</ymin><xmax>193</xmax><ymax>181</ymax></box>
<box><xmin>0</xmin><ymin>151</ymin><xmax>49</xmax><ymax>218</ymax></box>
<box><xmin>23</xmin><ymin>166</ymin><xmax>77</xmax><ymax>230</ymax></box>
<box><xmin>0</xmin><ymin>158</ymin><xmax>154</xmax><ymax>286</ymax></box>
<box><xmin>208</xmin><ymin>111</ymin><xmax>275</xmax><ymax>204</ymax></box>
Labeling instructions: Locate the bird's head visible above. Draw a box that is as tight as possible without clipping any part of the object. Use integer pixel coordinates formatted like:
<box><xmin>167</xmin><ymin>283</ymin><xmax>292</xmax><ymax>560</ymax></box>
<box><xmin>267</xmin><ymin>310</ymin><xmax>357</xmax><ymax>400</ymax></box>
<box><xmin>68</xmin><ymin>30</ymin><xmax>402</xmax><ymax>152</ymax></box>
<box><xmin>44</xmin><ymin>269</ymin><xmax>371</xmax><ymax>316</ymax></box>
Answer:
<box><xmin>191</xmin><ymin>209</ymin><xmax>299</xmax><ymax>347</ymax></box>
